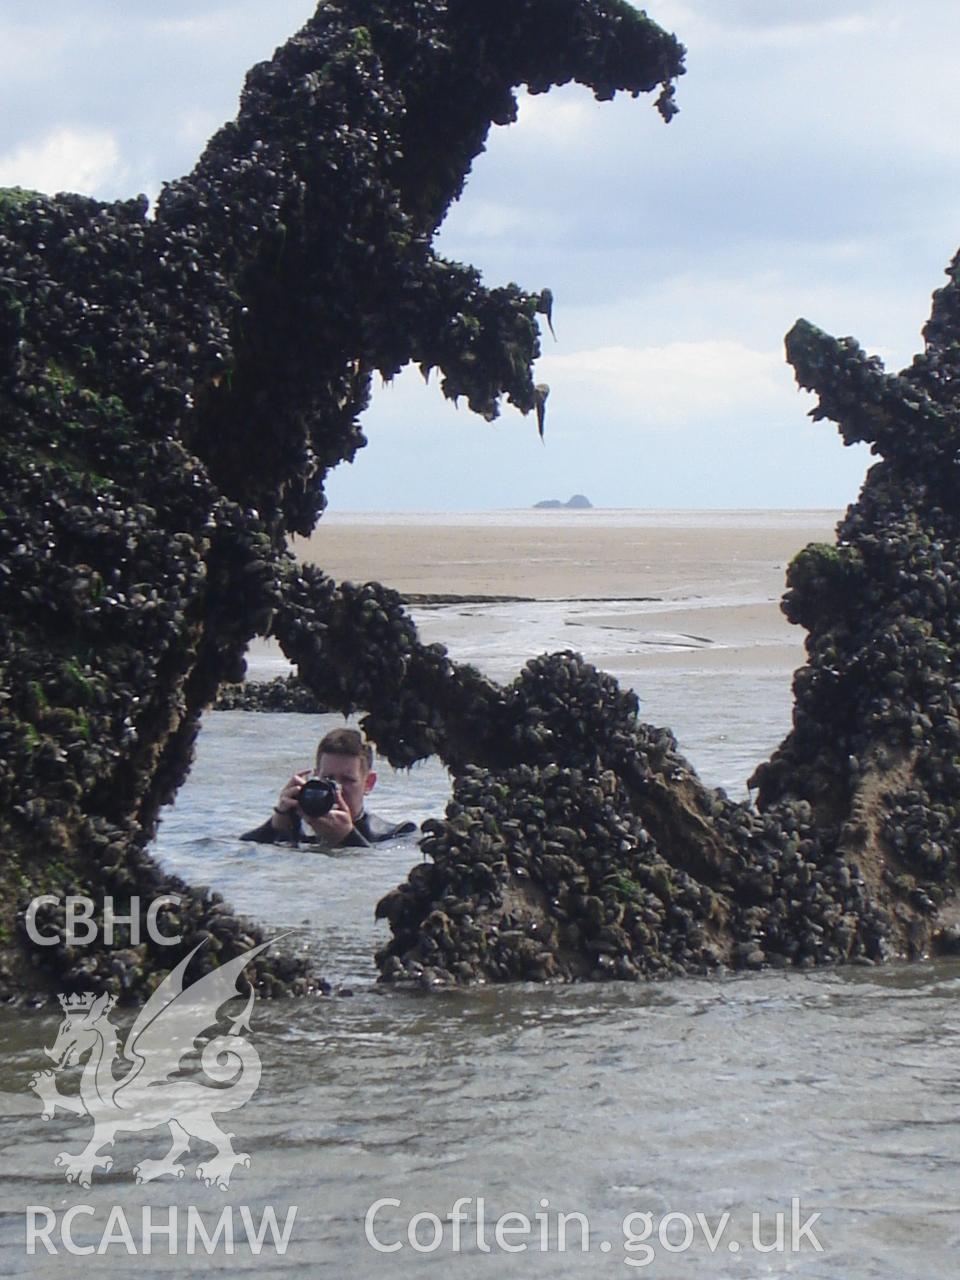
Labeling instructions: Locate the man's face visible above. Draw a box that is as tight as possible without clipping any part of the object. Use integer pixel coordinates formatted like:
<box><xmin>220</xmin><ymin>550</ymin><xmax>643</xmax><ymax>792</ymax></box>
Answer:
<box><xmin>315</xmin><ymin>750</ymin><xmax>376</xmax><ymax>820</ymax></box>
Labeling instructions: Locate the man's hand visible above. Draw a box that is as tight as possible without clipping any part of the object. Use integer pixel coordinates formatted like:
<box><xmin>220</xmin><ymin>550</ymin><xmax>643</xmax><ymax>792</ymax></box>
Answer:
<box><xmin>301</xmin><ymin>783</ymin><xmax>354</xmax><ymax>847</ymax></box>
<box><xmin>271</xmin><ymin>769</ymin><xmax>310</xmax><ymax>835</ymax></box>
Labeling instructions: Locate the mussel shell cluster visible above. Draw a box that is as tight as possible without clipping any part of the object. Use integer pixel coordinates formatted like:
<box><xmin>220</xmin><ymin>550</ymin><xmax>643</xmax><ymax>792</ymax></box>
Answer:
<box><xmin>9</xmin><ymin>0</ymin><xmax>960</xmax><ymax>1001</ymax></box>
<box><xmin>0</xmin><ymin>3</ymin><xmax>686</xmax><ymax>1003</ymax></box>
<box><xmin>372</xmin><ymin>649</ymin><xmax>891</xmax><ymax>987</ymax></box>
<box><xmin>214</xmin><ymin>674</ymin><xmax>328</xmax><ymax>713</ymax></box>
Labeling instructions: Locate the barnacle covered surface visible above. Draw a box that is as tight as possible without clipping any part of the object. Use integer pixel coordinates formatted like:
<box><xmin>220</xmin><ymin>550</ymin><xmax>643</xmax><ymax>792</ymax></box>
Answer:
<box><xmin>374</xmin><ymin>268</ymin><xmax>960</xmax><ymax>987</ymax></box>
<box><xmin>373</xmin><ymin>650</ymin><xmax>891</xmax><ymax>986</ymax></box>
<box><xmin>0</xmin><ymin>0</ymin><xmax>685</xmax><ymax>1002</ymax></box>
<box><xmin>7</xmin><ymin>0</ymin><xmax>958</xmax><ymax>1004</ymax></box>
<box><xmin>748</xmin><ymin>269</ymin><xmax>960</xmax><ymax>958</ymax></box>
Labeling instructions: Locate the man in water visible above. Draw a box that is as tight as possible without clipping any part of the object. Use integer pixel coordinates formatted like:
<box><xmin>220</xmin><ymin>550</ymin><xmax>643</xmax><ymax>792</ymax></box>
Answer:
<box><xmin>240</xmin><ymin>727</ymin><xmax>416</xmax><ymax>848</ymax></box>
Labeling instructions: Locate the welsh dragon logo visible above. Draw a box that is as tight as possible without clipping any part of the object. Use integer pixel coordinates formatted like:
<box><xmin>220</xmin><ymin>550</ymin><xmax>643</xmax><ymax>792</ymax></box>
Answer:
<box><xmin>29</xmin><ymin>937</ymin><xmax>280</xmax><ymax>1190</ymax></box>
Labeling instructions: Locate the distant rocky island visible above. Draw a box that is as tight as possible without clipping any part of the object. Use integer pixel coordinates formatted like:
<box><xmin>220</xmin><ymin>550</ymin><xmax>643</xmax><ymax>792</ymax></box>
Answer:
<box><xmin>533</xmin><ymin>494</ymin><xmax>593</xmax><ymax>509</ymax></box>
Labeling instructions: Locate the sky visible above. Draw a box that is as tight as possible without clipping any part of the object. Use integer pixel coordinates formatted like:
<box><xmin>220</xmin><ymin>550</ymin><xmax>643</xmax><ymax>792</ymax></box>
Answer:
<box><xmin>2</xmin><ymin>0</ymin><xmax>960</xmax><ymax>512</ymax></box>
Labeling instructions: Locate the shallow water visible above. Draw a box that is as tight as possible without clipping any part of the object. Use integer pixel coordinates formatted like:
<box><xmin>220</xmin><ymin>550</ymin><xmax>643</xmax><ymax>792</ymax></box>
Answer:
<box><xmin>1</xmin><ymin>659</ymin><xmax>957</xmax><ymax>1276</ymax></box>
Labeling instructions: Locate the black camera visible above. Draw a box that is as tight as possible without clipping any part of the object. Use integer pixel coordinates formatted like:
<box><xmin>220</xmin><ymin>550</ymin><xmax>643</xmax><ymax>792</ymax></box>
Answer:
<box><xmin>297</xmin><ymin>776</ymin><xmax>339</xmax><ymax>817</ymax></box>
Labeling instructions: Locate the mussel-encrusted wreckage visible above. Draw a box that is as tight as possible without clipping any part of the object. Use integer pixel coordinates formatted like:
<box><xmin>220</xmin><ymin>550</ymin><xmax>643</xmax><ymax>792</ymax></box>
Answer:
<box><xmin>376</xmin><ymin>298</ymin><xmax>960</xmax><ymax>983</ymax></box>
<box><xmin>1</xmin><ymin>1</ymin><xmax>957</xmax><ymax>1003</ymax></box>
<box><xmin>0</xmin><ymin>0</ymin><xmax>685</xmax><ymax>1002</ymax></box>
<box><xmin>376</xmin><ymin>297</ymin><xmax>960</xmax><ymax>986</ymax></box>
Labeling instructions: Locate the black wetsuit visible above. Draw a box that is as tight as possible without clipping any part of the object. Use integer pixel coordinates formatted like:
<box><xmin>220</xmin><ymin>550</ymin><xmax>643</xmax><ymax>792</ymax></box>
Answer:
<box><xmin>239</xmin><ymin>809</ymin><xmax>416</xmax><ymax>848</ymax></box>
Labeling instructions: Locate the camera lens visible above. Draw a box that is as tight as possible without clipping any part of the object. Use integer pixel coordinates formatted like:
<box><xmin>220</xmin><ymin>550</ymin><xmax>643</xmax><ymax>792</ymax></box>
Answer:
<box><xmin>298</xmin><ymin>777</ymin><xmax>338</xmax><ymax>817</ymax></box>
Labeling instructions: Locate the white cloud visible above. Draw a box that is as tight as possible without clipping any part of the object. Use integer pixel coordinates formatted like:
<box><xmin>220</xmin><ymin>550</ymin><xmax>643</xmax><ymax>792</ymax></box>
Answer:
<box><xmin>537</xmin><ymin>340</ymin><xmax>791</xmax><ymax>424</ymax></box>
<box><xmin>174</xmin><ymin>107</ymin><xmax>228</xmax><ymax>151</ymax></box>
<box><xmin>445</xmin><ymin>196</ymin><xmax>564</xmax><ymax>241</ymax></box>
<box><xmin>652</xmin><ymin>0</ymin><xmax>882</xmax><ymax>46</ymax></box>
<box><xmin>0</xmin><ymin>25</ymin><xmax>69</xmax><ymax>81</ymax></box>
<box><xmin>0</xmin><ymin>127</ymin><xmax>123</xmax><ymax>197</ymax></box>
<box><xmin>513</xmin><ymin>89</ymin><xmax>597</xmax><ymax>143</ymax></box>
<box><xmin>145</xmin><ymin>15</ymin><xmax>235</xmax><ymax>39</ymax></box>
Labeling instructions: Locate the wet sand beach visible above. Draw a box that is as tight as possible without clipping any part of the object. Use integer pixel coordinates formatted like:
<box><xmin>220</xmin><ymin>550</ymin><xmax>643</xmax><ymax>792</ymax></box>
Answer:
<box><xmin>286</xmin><ymin>509</ymin><xmax>841</xmax><ymax>679</ymax></box>
<box><xmin>244</xmin><ymin>510</ymin><xmax>845</xmax><ymax>790</ymax></box>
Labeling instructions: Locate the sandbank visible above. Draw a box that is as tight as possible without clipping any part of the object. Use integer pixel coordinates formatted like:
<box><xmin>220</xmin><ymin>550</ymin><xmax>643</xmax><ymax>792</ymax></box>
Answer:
<box><xmin>278</xmin><ymin>510</ymin><xmax>840</xmax><ymax>678</ymax></box>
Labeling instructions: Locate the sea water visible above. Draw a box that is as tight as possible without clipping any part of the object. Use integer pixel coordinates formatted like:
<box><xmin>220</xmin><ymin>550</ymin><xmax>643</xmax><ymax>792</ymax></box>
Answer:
<box><xmin>1</xmin><ymin>560</ymin><xmax>958</xmax><ymax>1277</ymax></box>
